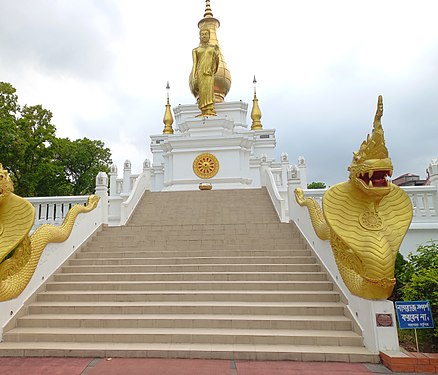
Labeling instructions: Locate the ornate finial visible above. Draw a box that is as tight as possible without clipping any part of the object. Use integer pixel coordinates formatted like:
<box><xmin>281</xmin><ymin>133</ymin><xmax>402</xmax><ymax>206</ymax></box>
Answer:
<box><xmin>162</xmin><ymin>81</ymin><xmax>174</xmax><ymax>134</ymax></box>
<box><xmin>191</xmin><ymin>0</ymin><xmax>231</xmax><ymax>104</ymax></box>
<box><xmin>251</xmin><ymin>75</ymin><xmax>263</xmax><ymax>130</ymax></box>
<box><xmin>355</xmin><ymin>95</ymin><xmax>388</xmax><ymax>161</ymax></box>
<box><xmin>373</xmin><ymin>94</ymin><xmax>384</xmax><ymax>131</ymax></box>
<box><xmin>204</xmin><ymin>0</ymin><xmax>213</xmax><ymax>18</ymax></box>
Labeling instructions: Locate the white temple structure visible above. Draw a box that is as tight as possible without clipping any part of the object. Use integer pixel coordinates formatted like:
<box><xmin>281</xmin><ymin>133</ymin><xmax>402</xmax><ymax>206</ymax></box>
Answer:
<box><xmin>150</xmin><ymin>101</ymin><xmax>293</xmax><ymax>192</ymax></box>
<box><xmin>1</xmin><ymin>0</ymin><xmax>437</xmax><ymax>365</ymax></box>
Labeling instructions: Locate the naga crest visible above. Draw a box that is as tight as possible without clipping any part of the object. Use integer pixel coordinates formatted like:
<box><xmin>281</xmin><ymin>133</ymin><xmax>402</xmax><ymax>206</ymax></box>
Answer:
<box><xmin>348</xmin><ymin>95</ymin><xmax>393</xmax><ymax>200</ymax></box>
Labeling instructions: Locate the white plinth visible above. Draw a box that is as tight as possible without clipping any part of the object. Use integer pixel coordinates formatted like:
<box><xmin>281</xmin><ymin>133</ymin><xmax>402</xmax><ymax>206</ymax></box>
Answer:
<box><xmin>150</xmin><ymin>101</ymin><xmax>276</xmax><ymax>192</ymax></box>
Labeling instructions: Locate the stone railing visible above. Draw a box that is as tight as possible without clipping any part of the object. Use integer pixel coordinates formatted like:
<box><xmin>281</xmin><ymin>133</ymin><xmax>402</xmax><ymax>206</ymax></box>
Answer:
<box><xmin>27</xmin><ymin>196</ymin><xmax>89</xmax><ymax>232</ymax></box>
<box><xmin>294</xmin><ymin>185</ymin><xmax>438</xmax><ymax>226</ymax></box>
<box><xmin>119</xmin><ymin>169</ymin><xmax>151</xmax><ymax>225</ymax></box>
<box><xmin>403</xmin><ymin>185</ymin><xmax>438</xmax><ymax>224</ymax></box>
<box><xmin>264</xmin><ymin>168</ymin><xmax>288</xmax><ymax>222</ymax></box>
<box><xmin>107</xmin><ymin>159</ymin><xmax>151</xmax><ymax>226</ymax></box>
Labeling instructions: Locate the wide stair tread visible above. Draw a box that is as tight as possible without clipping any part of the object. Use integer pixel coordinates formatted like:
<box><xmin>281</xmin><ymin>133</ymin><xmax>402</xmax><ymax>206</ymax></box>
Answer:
<box><xmin>0</xmin><ymin>342</ymin><xmax>378</xmax><ymax>363</ymax></box>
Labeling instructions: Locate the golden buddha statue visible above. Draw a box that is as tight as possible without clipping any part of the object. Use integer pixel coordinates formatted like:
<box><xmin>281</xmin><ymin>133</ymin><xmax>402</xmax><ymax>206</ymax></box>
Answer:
<box><xmin>190</xmin><ymin>27</ymin><xmax>219</xmax><ymax>117</ymax></box>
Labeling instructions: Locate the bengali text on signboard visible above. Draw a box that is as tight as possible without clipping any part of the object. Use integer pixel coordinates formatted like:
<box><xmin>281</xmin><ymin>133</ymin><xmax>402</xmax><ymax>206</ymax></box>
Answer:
<box><xmin>395</xmin><ymin>301</ymin><xmax>434</xmax><ymax>330</ymax></box>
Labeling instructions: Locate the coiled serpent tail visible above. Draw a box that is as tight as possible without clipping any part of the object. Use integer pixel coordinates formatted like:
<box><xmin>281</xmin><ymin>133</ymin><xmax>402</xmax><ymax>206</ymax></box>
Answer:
<box><xmin>294</xmin><ymin>188</ymin><xmax>330</xmax><ymax>240</ymax></box>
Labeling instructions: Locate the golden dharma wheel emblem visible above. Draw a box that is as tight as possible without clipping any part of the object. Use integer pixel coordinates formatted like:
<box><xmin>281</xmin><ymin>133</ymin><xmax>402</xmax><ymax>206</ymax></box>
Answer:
<box><xmin>193</xmin><ymin>153</ymin><xmax>219</xmax><ymax>179</ymax></box>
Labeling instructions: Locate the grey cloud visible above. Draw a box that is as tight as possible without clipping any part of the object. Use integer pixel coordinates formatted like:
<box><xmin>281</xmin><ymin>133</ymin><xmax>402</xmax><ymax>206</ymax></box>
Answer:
<box><xmin>0</xmin><ymin>0</ymin><xmax>123</xmax><ymax>80</ymax></box>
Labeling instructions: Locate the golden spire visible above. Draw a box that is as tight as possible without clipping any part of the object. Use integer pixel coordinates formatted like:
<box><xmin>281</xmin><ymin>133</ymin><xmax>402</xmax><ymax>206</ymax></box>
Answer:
<box><xmin>251</xmin><ymin>75</ymin><xmax>263</xmax><ymax>130</ymax></box>
<box><xmin>193</xmin><ymin>0</ymin><xmax>231</xmax><ymax>103</ymax></box>
<box><xmin>162</xmin><ymin>81</ymin><xmax>174</xmax><ymax>134</ymax></box>
<box><xmin>203</xmin><ymin>0</ymin><xmax>213</xmax><ymax>18</ymax></box>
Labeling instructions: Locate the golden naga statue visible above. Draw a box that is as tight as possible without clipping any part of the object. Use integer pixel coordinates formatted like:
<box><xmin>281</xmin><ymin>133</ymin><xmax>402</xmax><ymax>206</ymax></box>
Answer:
<box><xmin>0</xmin><ymin>164</ymin><xmax>100</xmax><ymax>302</ymax></box>
<box><xmin>190</xmin><ymin>27</ymin><xmax>219</xmax><ymax>117</ymax></box>
<box><xmin>294</xmin><ymin>96</ymin><xmax>413</xmax><ymax>300</ymax></box>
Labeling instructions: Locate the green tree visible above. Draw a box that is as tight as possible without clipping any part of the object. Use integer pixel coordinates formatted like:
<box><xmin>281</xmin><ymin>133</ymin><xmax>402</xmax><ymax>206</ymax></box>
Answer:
<box><xmin>53</xmin><ymin>137</ymin><xmax>112</xmax><ymax>195</ymax></box>
<box><xmin>0</xmin><ymin>82</ymin><xmax>112</xmax><ymax>196</ymax></box>
<box><xmin>390</xmin><ymin>252</ymin><xmax>408</xmax><ymax>302</ymax></box>
<box><xmin>12</xmin><ymin>105</ymin><xmax>57</xmax><ymax>196</ymax></box>
<box><xmin>307</xmin><ymin>181</ymin><xmax>326</xmax><ymax>189</ymax></box>
<box><xmin>0</xmin><ymin>82</ymin><xmax>20</xmax><ymax>172</ymax></box>
<box><xmin>396</xmin><ymin>241</ymin><xmax>438</xmax><ymax>351</ymax></box>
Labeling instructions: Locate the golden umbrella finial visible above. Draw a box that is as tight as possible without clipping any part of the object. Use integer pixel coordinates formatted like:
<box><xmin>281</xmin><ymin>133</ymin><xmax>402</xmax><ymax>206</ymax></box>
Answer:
<box><xmin>162</xmin><ymin>81</ymin><xmax>174</xmax><ymax>134</ymax></box>
<box><xmin>251</xmin><ymin>75</ymin><xmax>263</xmax><ymax>130</ymax></box>
<box><xmin>204</xmin><ymin>0</ymin><xmax>213</xmax><ymax>18</ymax></box>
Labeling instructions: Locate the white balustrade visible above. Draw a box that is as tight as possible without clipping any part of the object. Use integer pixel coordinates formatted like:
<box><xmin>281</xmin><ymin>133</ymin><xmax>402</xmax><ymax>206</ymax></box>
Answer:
<box><xmin>297</xmin><ymin>185</ymin><xmax>438</xmax><ymax>225</ymax></box>
<box><xmin>264</xmin><ymin>168</ymin><xmax>288</xmax><ymax>222</ymax></box>
<box><xmin>27</xmin><ymin>196</ymin><xmax>89</xmax><ymax>232</ymax></box>
<box><xmin>403</xmin><ymin>185</ymin><xmax>437</xmax><ymax>221</ymax></box>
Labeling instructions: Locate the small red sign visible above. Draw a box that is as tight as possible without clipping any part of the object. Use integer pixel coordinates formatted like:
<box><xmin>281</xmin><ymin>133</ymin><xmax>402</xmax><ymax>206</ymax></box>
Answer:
<box><xmin>376</xmin><ymin>313</ymin><xmax>393</xmax><ymax>327</ymax></box>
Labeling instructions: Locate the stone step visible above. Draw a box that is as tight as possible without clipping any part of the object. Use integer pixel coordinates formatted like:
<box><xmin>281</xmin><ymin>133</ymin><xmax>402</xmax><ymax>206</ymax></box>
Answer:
<box><xmin>87</xmin><ymin>234</ymin><xmax>303</xmax><ymax>243</ymax></box>
<box><xmin>0</xmin><ymin>341</ymin><xmax>379</xmax><ymax>362</ymax></box>
<box><xmin>27</xmin><ymin>301</ymin><xmax>347</xmax><ymax>316</ymax></box>
<box><xmin>128</xmin><ymin>217</ymin><xmax>281</xmax><ymax>224</ymax></box>
<box><xmin>44</xmin><ymin>280</ymin><xmax>333</xmax><ymax>292</ymax></box>
<box><xmin>36</xmin><ymin>290</ymin><xmax>340</xmax><ymax>303</ymax></box>
<box><xmin>106</xmin><ymin>223</ymin><xmax>298</xmax><ymax>234</ymax></box>
<box><xmin>95</xmin><ymin>226</ymin><xmax>299</xmax><ymax>235</ymax></box>
<box><xmin>53</xmin><ymin>271</ymin><xmax>328</xmax><ymax>282</ymax></box>
<box><xmin>16</xmin><ymin>314</ymin><xmax>353</xmax><ymax>331</ymax></box>
<box><xmin>67</xmin><ymin>256</ymin><xmax>316</xmax><ymax>266</ymax></box>
<box><xmin>86</xmin><ymin>243</ymin><xmax>304</xmax><ymax>250</ymax></box>
<box><xmin>3</xmin><ymin>327</ymin><xmax>363</xmax><ymax>346</ymax></box>
<box><xmin>60</xmin><ymin>264</ymin><xmax>321</xmax><ymax>274</ymax></box>
<box><xmin>86</xmin><ymin>241</ymin><xmax>305</xmax><ymax>248</ymax></box>
<box><xmin>90</xmin><ymin>233</ymin><xmax>300</xmax><ymax>241</ymax></box>
<box><xmin>75</xmin><ymin>249</ymin><xmax>311</xmax><ymax>258</ymax></box>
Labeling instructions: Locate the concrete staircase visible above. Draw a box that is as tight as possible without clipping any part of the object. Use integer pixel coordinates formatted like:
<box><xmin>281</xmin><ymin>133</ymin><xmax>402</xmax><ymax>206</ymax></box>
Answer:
<box><xmin>0</xmin><ymin>189</ymin><xmax>378</xmax><ymax>362</ymax></box>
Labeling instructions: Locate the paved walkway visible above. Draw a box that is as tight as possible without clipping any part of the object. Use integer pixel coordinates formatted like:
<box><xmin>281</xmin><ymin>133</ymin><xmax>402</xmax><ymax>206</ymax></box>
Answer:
<box><xmin>0</xmin><ymin>358</ymin><xmax>428</xmax><ymax>375</ymax></box>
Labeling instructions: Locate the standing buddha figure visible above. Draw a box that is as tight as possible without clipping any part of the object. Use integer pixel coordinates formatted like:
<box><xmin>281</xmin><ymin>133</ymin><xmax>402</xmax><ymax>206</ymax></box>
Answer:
<box><xmin>190</xmin><ymin>28</ymin><xmax>219</xmax><ymax>117</ymax></box>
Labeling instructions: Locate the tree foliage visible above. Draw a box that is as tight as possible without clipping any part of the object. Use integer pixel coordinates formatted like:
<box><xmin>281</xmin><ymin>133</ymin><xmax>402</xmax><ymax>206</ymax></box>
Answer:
<box><xmin>307</xmin><ymin>181</ymin><xmax>326</xmax><ymax>189</ymax></box>
<box><xmin>53</xmin><ymin>137</ymin><xmax>112</xmax><ymax>195</ymax></box>
<box><xmin>394</xmin><ymin>241</ymin><xmax>438</xmax><ymax>351</ymax></box>
<box><xmin>0</xmin><ymin>82</ymin><xmax>112</xmax><ymax>196</ymax></box>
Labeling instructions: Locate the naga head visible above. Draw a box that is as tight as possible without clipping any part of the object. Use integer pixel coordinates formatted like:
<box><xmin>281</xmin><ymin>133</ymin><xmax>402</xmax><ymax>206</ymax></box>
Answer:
<box><xmin>348</xmin><ymin>96</ymin><xmax>393</xmax><ymax>199</ymax></box>
<box><xmin>0</xmin><ymin>164</ymin><xmax>14</xmax><ymax>203</ymax></box>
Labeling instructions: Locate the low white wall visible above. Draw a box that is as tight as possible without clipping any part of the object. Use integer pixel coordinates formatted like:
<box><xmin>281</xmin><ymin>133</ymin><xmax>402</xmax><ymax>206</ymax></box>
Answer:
<box><xmin>120</xmin><ymin>171</ymin><xmax>151</xmax><ymax>225</ymax></box>
<box><xmin>0</xmin><ymin>199</ymin><xmax>104</xmax><ymax>340</ymax></box>
<box><xmin>288</xmin><ymin>186</ymin><xmax>400</xmax><ymax>353</ymax></box>
<box><xmin>264</xmin><ymin>168</ymin><xmax>288</xmax><ymax>222</ymax></box>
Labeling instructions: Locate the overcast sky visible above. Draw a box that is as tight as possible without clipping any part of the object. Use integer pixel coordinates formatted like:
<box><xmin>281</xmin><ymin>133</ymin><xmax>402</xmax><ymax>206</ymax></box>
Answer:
<box><xmin>1</xmin><ymin>0</ymin><xmax>437</xmax><ymax>186</ymax></box>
